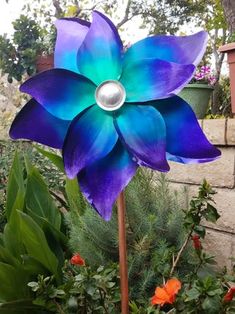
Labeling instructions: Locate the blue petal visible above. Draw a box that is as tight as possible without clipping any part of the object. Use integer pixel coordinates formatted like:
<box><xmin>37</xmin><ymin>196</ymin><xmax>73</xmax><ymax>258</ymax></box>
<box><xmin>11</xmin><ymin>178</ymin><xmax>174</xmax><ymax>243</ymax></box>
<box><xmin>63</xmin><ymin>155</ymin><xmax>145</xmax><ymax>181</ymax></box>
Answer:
<box><xmin>120</xmin><ymin>59</ymin><xmax>195</xmax><ymax>102</ymax></box>
<box><xmin>153</xmin><ymin>96</ymin><xmax>221</xmax><ymax>163</ymax></box>
<box><xmin>54</xmin><ymin>18</ymin><xmax>90</xmax><ymax>73</ymax></box>
<box><xmin>9</xmin><ymin>98</ymin><xmax>70</xmax><ymax>148</ymax></box>
<box><xmin>78</xmin><ymin>141</ymin><xmax>137</xmax><ymax>221</ymax></box>
<box><xmin>63</xmin><ymin>106</ymin><xmax>118</xmax><ymax>179</ymax></box>
<box><xmin>124</xmin><ymin>31</ymin><xmax>208</xmax><ymax>67</ymax></box>
<box><xmin>114</xmin><ymin>104</ymin><xmax>169</xmax><ymax>171</ymax></box>
<box><xmin>77</xmin><ymin>11</ymin><xmax>123</xmax><ymax>85</ymax></box>
<box><xmin>20</xmin><ymin>69</ymin><xmax>96</xmax><ymax>120</ymax></box>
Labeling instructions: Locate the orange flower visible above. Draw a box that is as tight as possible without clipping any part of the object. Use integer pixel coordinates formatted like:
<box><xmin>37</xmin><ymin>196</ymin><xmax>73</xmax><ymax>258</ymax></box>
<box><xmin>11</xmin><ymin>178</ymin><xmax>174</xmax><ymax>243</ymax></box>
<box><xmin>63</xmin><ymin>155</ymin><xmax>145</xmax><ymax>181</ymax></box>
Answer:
<box><xmin>151</xmin><ymin>278</ymin><xmax>182</xmax><ymax>307</ymax></box>
<box><xmin>224</xmin><ymin>287</ymin><xmax>235</xmax><ymax>302</ymax></box>
<box><xmin>70</xmin><ymin>253</ymin><xmax>85</xmax><ymax>266</ymax></box>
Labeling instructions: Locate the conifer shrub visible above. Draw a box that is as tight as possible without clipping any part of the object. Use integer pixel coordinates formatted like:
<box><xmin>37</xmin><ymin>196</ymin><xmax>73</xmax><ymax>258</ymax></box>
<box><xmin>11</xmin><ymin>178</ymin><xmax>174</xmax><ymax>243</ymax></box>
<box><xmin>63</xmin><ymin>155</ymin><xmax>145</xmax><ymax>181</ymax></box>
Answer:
<box><xmin>66</xmin><ymin>169</ymin><xmax>195</xmax><ymax>303</ymax></box>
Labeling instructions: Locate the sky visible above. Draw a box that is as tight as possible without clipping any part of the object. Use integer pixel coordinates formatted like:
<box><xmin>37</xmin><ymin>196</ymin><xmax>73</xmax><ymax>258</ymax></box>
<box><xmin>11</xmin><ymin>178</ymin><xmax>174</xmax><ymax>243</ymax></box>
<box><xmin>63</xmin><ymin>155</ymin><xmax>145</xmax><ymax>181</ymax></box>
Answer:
<box><xmin>0</xmin><ymin>0</ymin><xmax>149</xmax><ymax>43</ymax></box>
<box><xmin>0</xmin><ymin>0</ymin><xmax>228</xmax><ymax>74</ymax></box>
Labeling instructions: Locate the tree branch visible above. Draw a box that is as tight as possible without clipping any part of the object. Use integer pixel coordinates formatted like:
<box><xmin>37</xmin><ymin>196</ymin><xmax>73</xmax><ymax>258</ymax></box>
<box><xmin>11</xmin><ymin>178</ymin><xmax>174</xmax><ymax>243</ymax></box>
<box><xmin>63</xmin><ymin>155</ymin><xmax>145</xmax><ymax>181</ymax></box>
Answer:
<box><xmin>116</xmin><ymin>0</ymin><xmax>132</xmax><ymax>29</ymax></box>
<box><xmin>52</xmin><ymin>0</ymin><xmax>63</xmax><ymax>18</ymax></box>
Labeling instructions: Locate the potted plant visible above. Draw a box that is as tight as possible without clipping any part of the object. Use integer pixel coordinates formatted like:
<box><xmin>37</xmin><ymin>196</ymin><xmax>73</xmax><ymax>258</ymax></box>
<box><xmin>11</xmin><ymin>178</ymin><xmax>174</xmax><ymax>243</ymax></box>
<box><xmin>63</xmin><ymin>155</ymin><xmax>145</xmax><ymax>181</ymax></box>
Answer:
<box><xmin>0</xmin><ymin>15</ymin><xmax>55</xmax><ymax>83</ymax></box>
<box><xmin>179</xmin><ymin>65</ymin><xmax>216</xmax><ymax>119</ymax></box>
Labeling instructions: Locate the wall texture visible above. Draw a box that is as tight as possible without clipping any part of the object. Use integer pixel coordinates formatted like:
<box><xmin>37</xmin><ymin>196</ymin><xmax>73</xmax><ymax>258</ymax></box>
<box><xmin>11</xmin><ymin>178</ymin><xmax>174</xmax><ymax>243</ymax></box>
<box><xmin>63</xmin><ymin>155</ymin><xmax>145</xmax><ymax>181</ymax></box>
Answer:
<box><xmin>166</xmin><ymin>118</ymin><xmax>235</xmax><ymax>270</ymax></box>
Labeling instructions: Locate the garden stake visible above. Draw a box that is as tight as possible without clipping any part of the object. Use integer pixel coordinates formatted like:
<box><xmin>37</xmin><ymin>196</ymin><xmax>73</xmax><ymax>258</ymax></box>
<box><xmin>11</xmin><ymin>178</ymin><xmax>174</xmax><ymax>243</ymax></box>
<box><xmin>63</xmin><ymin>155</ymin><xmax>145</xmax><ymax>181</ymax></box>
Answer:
<box><xmin>117</xmin><ymin>191</ymin><xmax>129</xmax><ymax>314</ymax></box>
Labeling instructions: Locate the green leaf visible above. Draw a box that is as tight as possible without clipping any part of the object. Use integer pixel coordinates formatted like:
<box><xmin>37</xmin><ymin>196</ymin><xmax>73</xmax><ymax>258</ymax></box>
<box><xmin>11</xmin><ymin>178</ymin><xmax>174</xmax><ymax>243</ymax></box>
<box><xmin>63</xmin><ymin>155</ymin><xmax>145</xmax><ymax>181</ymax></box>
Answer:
<box><xmin>17</xmin><ymin>211</ymin><xmax>58</xmax><ymax>276</ymax></box>
<box><xmin>204</xmin><ymin>204</ymin><xmax>220</xmax><ymax>223</ymax></box>
<box><xmin>25</xmin><ymin>167</ymin><xmax>61</xmax><ymax>229</ymax></box>
<box><xmin>3</xmin><ymin>208</ymin><xmax>25</xmax><ymax>258</ymax></box>
<box><xmin>0</xmin><ymin>299</ymin><xmax>44</xmax><ymax>314</ymax></box>
<box><xmin>65</xmin><ymin>178</ymin><xmax>85</xmax><ymax>215</ymax></box>
<box><xmin>201</xmin><ymin>296</ymin><xmax>221</xmax><ymax>313</ymax></box>
<box><xmin>33</xmin><ymin>145</ymin><xmax>64</xmax><ymax>172</ymax></box>
<box><xmin>185</xmin><ymin>287</ymin><xmax>201</xmax><ymax>301</ymax></box>
<box><xmin>0</xmin><ymin>262</ymin><xmax>30</xmax><ymax>301</ymax></box>
<box><xmin>194</xmin><ymin>225</ymin><xmax>206</xmax><ymax>238</ymax></box>
<box><xmin>5</xmin><ymin>152</ymin><xmax>25</xmax><ymax>219</ymax></box>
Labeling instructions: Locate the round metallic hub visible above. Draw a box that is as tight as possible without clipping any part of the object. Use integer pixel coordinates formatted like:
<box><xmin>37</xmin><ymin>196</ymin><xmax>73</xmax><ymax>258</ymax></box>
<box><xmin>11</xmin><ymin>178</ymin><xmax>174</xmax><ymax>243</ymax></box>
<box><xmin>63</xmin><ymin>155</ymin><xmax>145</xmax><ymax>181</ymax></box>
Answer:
<box><xmin>95</xmin><ymin>80</ymin><xmax>126</xmax><ymax>111</ymax></box>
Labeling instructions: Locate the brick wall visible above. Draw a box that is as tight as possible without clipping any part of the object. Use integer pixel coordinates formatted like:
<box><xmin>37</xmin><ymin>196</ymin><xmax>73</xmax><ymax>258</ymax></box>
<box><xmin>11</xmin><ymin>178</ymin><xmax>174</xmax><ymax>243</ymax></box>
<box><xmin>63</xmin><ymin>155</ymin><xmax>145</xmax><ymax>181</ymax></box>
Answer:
<box><xmin>166</xmin><ymin>118</ymin><xmax>235</xmax><ymax>269</ymax></box>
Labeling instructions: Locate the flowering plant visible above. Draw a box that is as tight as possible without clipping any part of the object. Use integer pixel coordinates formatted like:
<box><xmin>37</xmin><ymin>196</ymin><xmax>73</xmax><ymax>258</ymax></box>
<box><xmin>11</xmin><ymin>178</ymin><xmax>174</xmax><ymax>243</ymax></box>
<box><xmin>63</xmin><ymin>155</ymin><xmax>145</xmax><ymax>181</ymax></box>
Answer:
<box><xmin>191</xmin><ymin>65</ymin><xmax>217</xmax><ymax>86</ymax></box>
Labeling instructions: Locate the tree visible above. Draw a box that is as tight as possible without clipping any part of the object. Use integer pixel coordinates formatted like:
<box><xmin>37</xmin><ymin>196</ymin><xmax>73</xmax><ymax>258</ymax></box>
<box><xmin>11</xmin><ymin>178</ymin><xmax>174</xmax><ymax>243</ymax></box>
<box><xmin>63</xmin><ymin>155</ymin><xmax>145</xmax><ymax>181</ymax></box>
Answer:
<box><xmin>221</xmin><ymin>0</ymin><xmax>235</xmax><ymax>34</ymax></box>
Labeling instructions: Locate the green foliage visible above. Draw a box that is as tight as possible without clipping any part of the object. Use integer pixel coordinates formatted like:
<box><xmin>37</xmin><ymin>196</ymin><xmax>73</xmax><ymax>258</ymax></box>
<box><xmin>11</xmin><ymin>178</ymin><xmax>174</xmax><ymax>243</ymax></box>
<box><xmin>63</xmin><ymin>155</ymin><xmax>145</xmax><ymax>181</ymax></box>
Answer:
<box><xmin>65</xmin><ymin>170</ymin><xmax>195</xmax><ymax>304</ymax></box>
<box><xmin>0</xmin><ymin>152</ymin><xmax>65</xmax><ymax>308</ymax></box>
<box><xmin>0</xmin><ymin>14</ymin><xmax>55</xmax><ymax>82</ymax></box>
<box><xmin>28</xmin><ymin>263</ymin><xmax>120</xmax><ymax>313</ymax></box>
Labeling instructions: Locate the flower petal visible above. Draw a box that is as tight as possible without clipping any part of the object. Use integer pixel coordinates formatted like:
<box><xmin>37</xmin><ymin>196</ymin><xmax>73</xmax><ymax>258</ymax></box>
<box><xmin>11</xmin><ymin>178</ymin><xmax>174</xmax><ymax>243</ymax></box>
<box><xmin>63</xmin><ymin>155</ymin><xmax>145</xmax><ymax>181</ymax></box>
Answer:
<box><xmin>124</xmin><ymin>31</ymin><xmax>208</xmax><ymax>67</ymax></box>
<box><xmin>63</xmin><ymin>106</ymin><xmax>118</xmax><ymax>179</ymax></box>
<box><xmin>77</xmin><ymin>11</ymin><xmax>123</xmax><ymax>85</ymax></box>
<box><xmin>151</xmin><ymin>287</ymin><xmax>171</xmax><ymax>306</ymax></box>
<box><xmin>114</xmin><ymin>105</ymin><xmax>169</xmax><ymax>172</ymax></box>
<box><xmin>54</xmin><ymin>18</ymin><xmax>90</xmax><ymax>73</ymax></box>
<box><xmin>9</xmin><ymin>98</ymin><xmax>70</xmax><ymax>148</ymax></box>
<box><xmin>120</xmin><ymin>59</ymin><xmax>195</xmax><ymax>102</ymax></box>
<box><xmin>20</xmin><ymin>69</ymin><xmax>96</xmax><ymax>120</ymax></box>
<box><xmin>78</xmin><ymin>141</ymin><xmax>137</xmax><ymax>221</ymax></box>
<box><xmin>153</xmin><ymin>96</ymin><xmax>221</xmax><ymax>162</ymax></box>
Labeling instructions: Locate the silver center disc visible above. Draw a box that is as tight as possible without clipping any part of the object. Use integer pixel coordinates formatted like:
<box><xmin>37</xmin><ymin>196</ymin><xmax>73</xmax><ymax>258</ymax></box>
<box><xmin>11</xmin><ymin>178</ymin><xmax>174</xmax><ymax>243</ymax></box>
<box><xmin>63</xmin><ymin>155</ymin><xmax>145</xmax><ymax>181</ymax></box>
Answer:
<box><xmin>95</xmin><ymin>80</ymin><xmax>126</xmax><ymax>111</ymax></box>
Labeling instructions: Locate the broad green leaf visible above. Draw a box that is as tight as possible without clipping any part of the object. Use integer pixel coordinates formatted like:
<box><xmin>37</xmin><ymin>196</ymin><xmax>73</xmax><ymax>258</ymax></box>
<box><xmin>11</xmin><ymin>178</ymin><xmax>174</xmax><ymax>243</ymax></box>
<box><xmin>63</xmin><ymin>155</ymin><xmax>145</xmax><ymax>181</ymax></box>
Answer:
<box><xmin>3</xmin><ymin>208</ymin><xmax>25</xmax><ymax>258</ymax></box>
<box><xmin>204</xmin><ymin>204</ymin><xmax>220</xmax><ymax>223</ymax></box>
<box><xmin>33</xmin><ymin>145</ymin><xmax>64</xmax><ymax>172</ymax></box>
<box><xmin>0</xmin><ymin>245</ymin><xmax>21</xmax><ymax>268</ymax></box>
<box><xmin>6</xmin><ymin>152</ymin><xmax>25</xmax><ymax>219</ymax></box>
<box><xmin>65</xmin><ymin>178</ymin><xmax>85</xmax><ymax>215</ymax></box>
<box><xmin>0</xmin><ymin>262</ymin><xmax>30</xmax><ymax>301</ymax></box>
<box><xmin>27</xmin><ymin>209</ymin><xmax>66</xmax><ymax>271</ymax></box>
<box><xmin>25</xmin><ymin>167</ymin><xmax>61</xmax><ymax>230</ymax></box>
<box><xmin>17</xmin><ymin>211</ymin><xmax>58</xmax><ymax>276</ymax></box>
<box><xmin>0</xmin><ymin>299</ymin><xmax>44</xmax><ymax>314</ymax></box>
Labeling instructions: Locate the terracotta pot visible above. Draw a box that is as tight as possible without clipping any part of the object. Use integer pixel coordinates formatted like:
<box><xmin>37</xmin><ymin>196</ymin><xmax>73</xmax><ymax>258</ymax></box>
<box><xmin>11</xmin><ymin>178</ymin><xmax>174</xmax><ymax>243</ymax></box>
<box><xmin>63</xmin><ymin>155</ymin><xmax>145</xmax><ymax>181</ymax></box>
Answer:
<box><xmin>179</xmin><ymin>84</ymin><xmax>214</xmax><ymax>119</ymax></box>
<box><xmin>36</xmin><ymin>54</ymin><xmax>54</xmax><ymax>73</ymax></box>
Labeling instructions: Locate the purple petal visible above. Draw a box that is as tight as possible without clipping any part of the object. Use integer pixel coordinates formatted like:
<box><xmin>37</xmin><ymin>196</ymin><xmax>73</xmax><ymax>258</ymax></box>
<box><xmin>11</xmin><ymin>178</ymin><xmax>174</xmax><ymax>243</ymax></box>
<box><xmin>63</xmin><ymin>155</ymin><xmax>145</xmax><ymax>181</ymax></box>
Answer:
<box><xmin>20</xmin><ymin>69</ymin><xmax>96</xmax><ymax>120</ymax></box>
<box><xmin>77</xmin><ymin>11</ymin><xmax>123</xmax><ymax>85</ymax></box>
<box><xmin>120</xmin><ymin>59</ymin><xmax>195</xmax><ymax>102</ymax></box>
<box><xmin>63</xmin><ymin>106</ymin><xmax>118</xmax><ymax>179</ymax></box>
<box><xmin>78</xmin><ymin>141</ymin><xmax>137</xmax><ymax>221</ymax></box>
<box><xmin>153</xmin><ymin>96</ymin><xmax>221</xmax><ymax>163</ymax></box>
<box><xmin>9</xmin><ymin>99</ymin><xmax>70</xmax><ymax>148</ymax></box>
<box><xmin>54</xmin><ymin>18</ymin><xmax>90</xmax><ymax>73</ymax></box>
<box><xmin>124</xmin><ymin>31</ymin><xmax>208</xmax><ymax>67</ymax></box>
<box><xmin>114</xmin><ymin>105</ymin><xmax>169</xmax><ymax>172</ymax></box>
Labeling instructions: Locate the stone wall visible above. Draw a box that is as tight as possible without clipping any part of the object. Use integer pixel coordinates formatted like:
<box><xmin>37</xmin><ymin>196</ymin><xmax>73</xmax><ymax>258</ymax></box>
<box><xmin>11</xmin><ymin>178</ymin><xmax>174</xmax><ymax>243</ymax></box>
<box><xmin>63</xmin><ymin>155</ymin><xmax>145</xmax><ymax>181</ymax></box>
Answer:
<box><xmin>166</xmin><ymin>118</ymin><xmax>235</xmax><ymax>270</ymax></box>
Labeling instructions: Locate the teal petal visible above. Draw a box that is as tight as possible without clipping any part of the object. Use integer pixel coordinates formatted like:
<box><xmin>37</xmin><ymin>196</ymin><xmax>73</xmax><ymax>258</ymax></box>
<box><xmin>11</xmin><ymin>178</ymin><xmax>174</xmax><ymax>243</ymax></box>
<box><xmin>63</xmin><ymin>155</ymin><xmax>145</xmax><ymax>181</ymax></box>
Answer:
<box><xmin>114</xmin><ymin>104</ymin><xmax>169</xmax><ymax>172</ymax></box>
<box><xmin>63</xmin><ymin>106</ymin><xmax>118</xmax><ymax>179</ymax></box>
<box><xmin>120</xmin><ymin>59</ymin><xmax>195</xmax><ymax>102</ymax></box>
<box><xmin>77</xmin><ymin>11</ymin><xmax>123</xmax><ymax>85</ymax></box>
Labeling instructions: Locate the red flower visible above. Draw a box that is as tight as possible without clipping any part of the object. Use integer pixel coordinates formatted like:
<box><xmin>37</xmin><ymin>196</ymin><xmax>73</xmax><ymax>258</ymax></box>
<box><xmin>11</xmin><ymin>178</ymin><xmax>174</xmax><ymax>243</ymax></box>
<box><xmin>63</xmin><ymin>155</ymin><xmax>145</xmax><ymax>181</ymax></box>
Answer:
<box><xmin>192</xmin><ymin>235</ymin><xmax>202</xmax><ymax>250</ymax></box>
<box><xmin>70</xmin><ymin>253</ymin><xmax>85</xmax><ymax>266</ymax></box>
<box><xmin>151</xmin><ymin>278</ymin><xmax>182</xmax><ymax>307</ymax></box>
<box><xmin>224</xmin><ymin>287</ymin><xmax>235</xmax><ymax>302</ymax></box>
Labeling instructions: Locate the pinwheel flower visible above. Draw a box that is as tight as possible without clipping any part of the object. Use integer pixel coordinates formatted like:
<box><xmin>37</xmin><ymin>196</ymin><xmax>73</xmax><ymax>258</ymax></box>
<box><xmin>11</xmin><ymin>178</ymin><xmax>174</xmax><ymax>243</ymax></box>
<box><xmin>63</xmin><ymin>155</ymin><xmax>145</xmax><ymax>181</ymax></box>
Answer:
<box><xmin>10</xmin><ymin>11</ymin><xmax>220</xmax><ymax>220</ymax></box>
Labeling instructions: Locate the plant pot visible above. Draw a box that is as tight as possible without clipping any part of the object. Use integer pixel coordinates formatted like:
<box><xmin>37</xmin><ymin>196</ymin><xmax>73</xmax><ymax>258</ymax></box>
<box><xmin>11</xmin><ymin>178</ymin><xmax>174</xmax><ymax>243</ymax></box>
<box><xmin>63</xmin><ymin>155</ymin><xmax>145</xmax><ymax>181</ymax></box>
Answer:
<box><xmin>179</xmin><ymin>84</ymin><xmax>214</xmax><ymax>119</ymax></box>
<box><xmin>36</xmin><ymin>54</ymin><xmax>54</xmax><ymax>73</ymax></box>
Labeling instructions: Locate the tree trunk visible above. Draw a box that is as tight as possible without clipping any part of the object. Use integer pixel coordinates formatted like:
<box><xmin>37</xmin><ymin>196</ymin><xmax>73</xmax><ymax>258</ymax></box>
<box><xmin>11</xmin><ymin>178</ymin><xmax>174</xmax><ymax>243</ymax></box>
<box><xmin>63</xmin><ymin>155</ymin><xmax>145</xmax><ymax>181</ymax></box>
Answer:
<box><xmin>221</xmin><ymin>0</ymin><xmax>235</xmax><ymax>34</ymax></box>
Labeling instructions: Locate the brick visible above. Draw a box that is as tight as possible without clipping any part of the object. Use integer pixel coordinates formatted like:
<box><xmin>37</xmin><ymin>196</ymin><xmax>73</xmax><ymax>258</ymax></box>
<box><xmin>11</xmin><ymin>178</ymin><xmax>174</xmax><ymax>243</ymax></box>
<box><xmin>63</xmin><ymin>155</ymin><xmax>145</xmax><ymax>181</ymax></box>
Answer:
<box><xmin>227</xmin><ymin>118</ymin><xmax>235</xmax><ymax>145</ymax></box>
<box><xmin>169</xmin><ymin>183</ymin><xmax>235</xmax><ymax>233</ymax></box>
<box><xmin>167</xmin><ymin>147</ymin><xmax>235</xmax><ymax>188</ymax></box>
<box><xmin>203</xmin><ymin>119</ymin><xmax>226</xmax><ymax>145</ymax></box>
<box><xmin>204</xmin><ymin>229</ymin><xmax>234</xmax><ymax>270</ymax></box>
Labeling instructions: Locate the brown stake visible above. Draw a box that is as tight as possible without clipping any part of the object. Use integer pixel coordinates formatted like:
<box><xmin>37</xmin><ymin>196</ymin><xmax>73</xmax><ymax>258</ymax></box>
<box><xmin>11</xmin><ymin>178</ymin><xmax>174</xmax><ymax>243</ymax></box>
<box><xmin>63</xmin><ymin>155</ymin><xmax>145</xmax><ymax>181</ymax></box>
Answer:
<box><xmin>117</xmin><ymin>191</ymin><xmax>129</xmax><ymax>314</ymax></box>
